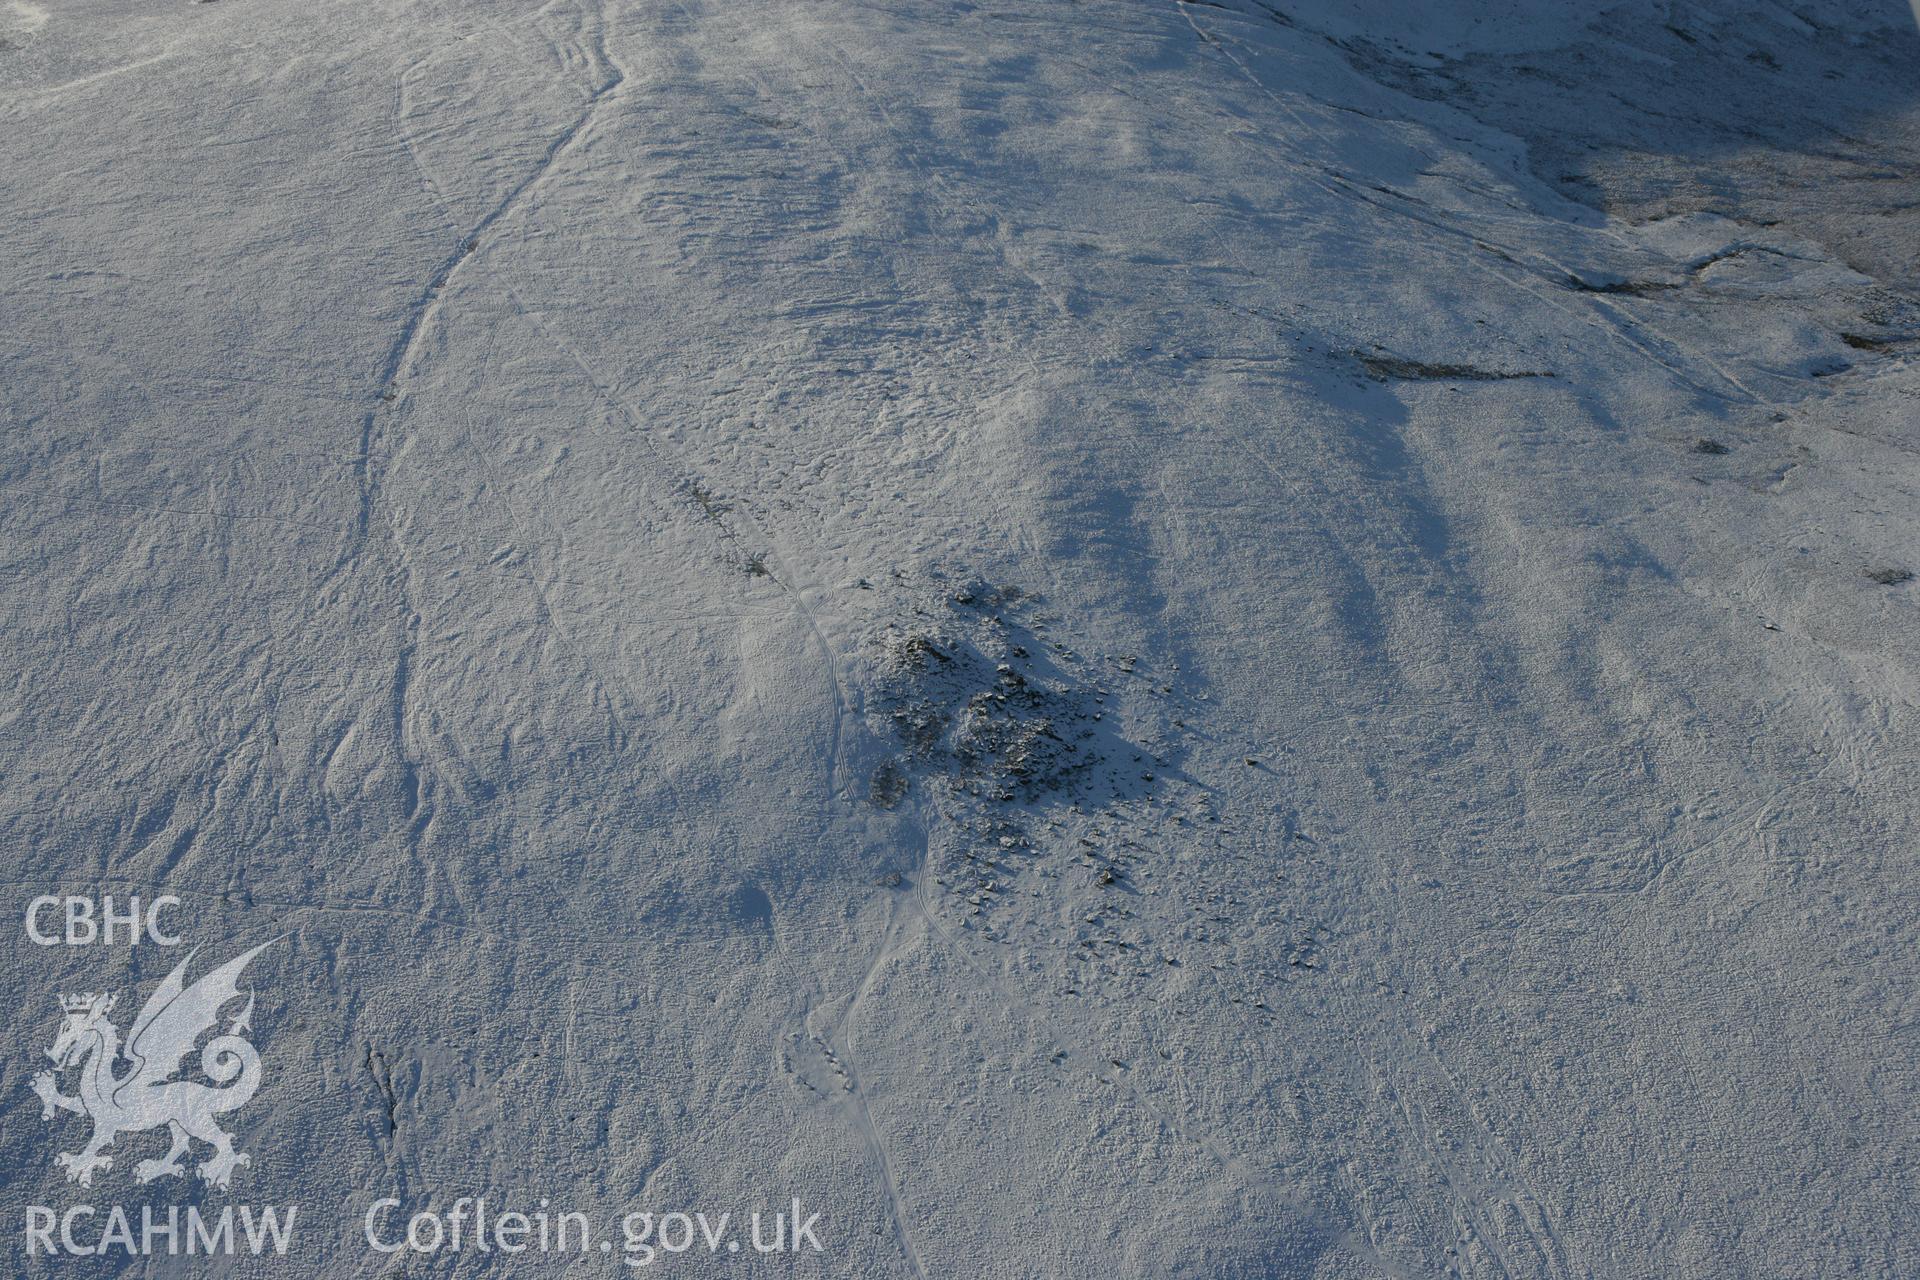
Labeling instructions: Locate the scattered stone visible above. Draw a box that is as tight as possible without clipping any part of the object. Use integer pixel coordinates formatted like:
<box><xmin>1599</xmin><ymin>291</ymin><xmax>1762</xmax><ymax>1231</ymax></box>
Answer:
<box><xmin>867</xmin><ymin>759</ymin><xmax>908</xmax><ymax>808</ymax></box>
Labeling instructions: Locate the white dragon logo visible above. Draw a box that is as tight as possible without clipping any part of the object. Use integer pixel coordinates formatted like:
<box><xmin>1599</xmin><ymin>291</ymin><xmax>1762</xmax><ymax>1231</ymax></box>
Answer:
<box><xmin>31</xmin><ymin>941</ymin><xmax>275</xmax><ymax>1190</ymax></box>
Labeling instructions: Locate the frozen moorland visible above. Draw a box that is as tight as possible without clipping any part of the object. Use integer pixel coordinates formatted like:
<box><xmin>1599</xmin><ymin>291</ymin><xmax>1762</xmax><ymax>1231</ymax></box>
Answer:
<box><xmin>3</xmin><ymin>0</ymin><xmax>1917</xmax><ymax>1275</ymax></box>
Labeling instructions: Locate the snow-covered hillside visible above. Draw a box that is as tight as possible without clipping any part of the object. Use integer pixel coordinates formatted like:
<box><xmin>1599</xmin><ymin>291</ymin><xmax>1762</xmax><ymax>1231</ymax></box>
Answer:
<box><xmin>3</xmin><ymin>0</ymin><xmax>1916</xmax><ymax>1275</ymax></box>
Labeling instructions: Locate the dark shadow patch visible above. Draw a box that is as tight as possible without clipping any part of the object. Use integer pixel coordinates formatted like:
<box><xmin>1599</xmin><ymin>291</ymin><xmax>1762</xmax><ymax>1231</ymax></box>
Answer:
<box><xmin>1355</xmin><ymin>350</ymin><xmax>1551</xmax><ymax>381</ymax></box>
<box><xmin>730</xmin><ymin>883</ymin><xmax>774</xmax><ymax>929</ymax></box>
<box><xmin>1567</xmin><ymin>272</ymin><xmax>1681</xmax><ymax>296</ymax></box>
<box><xmin>1331</xmin><ymin>2</ymin><xmax>1920</xmax><ymax>293</ymax></box>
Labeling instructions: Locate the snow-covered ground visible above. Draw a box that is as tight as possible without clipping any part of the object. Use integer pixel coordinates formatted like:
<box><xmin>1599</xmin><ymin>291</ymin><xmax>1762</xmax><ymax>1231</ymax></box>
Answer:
<box><xmin>3</xmin><ymin>0</ymin><xmax>1917</xmax><ymax>1275</ymax></box>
